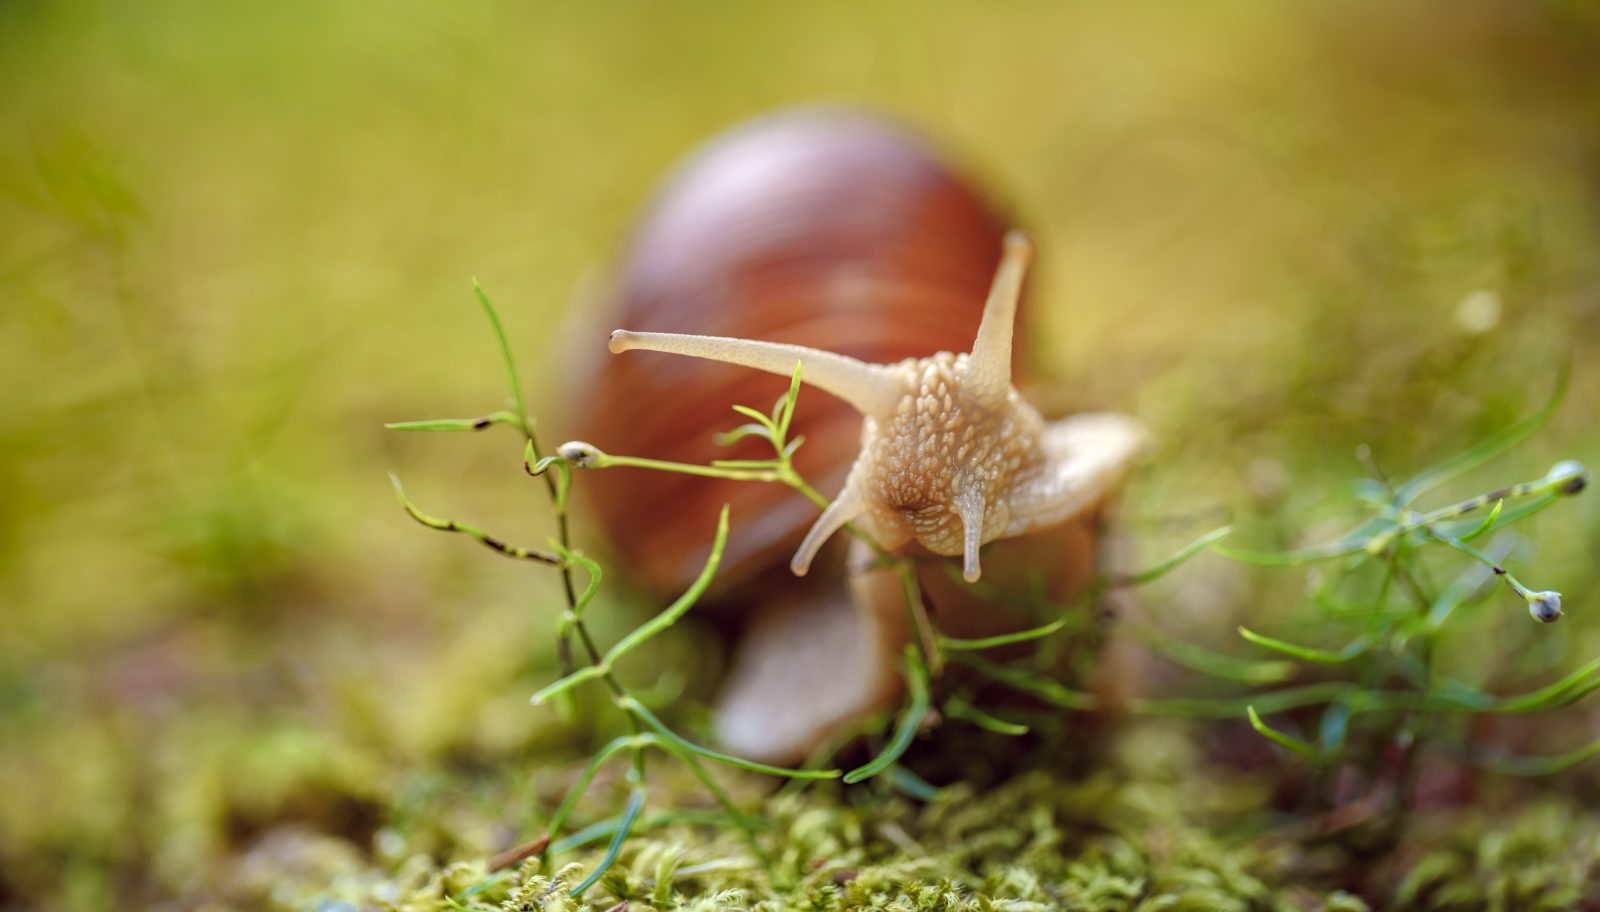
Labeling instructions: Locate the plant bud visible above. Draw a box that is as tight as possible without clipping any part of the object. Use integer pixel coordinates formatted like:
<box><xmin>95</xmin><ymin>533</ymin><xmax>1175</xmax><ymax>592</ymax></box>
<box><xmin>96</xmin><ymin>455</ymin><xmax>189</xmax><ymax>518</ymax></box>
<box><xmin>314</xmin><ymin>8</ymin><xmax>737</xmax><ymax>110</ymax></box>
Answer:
<box><xmin>558</xmin><ymin>441</ymin><xmax>603</xmax><ymax>467</ymax></box>
<box><xmin>1549</xmin><ymin>460</ymin><xmax>1588</xmax><ymax>495</ymax></box>
<box><xmin>1528</xmin><ymin>590</ymin><xmax>1563</xmax><ymax>623</ymax></box>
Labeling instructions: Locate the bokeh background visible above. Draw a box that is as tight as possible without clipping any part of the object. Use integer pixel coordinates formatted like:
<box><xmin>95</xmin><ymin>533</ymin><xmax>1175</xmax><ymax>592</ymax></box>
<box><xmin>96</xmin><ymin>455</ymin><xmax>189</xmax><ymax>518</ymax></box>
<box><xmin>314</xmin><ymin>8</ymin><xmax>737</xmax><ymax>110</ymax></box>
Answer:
<box><xmin>3</xmin><ymin>1</ymin><xmax>1599</xmax><ymax>908</ymax></box>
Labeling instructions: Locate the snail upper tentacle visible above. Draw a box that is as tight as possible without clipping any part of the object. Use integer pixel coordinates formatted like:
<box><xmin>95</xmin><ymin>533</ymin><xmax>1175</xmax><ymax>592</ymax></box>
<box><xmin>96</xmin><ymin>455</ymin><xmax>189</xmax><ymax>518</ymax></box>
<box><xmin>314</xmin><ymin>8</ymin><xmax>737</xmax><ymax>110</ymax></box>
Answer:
<box><xmin>607</xmin><ymin>329</ymin><xmax>900</xmax><ymax>418</ymax></box>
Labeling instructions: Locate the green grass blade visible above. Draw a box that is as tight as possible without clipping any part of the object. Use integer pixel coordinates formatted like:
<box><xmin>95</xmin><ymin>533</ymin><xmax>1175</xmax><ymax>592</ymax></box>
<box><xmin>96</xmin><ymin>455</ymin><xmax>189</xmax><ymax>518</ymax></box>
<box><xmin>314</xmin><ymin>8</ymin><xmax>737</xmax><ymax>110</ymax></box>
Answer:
<box><xmin>652</xmin><ymin>741</ymin><xmax>775</xmax><ymax>874</ymax></box>
<box><xmin>1318</xmin><ymin>701</ymin><xmax>1353</xmax><ymax>753</ymax></box>
<box><xmin>1247</xmin><ymin>706</ymin><xmax>1324</xmax><ymax>759</ymax></box>
<box><xmin>623</xmin><ymin>698</ymin><xmax>840</xmax><ymax>779</ymax></box>
<box><xmin>953</xmin><ymin>653</ymin><xmax>1098</xmax><ymax>710</ymax></box>
<box><xmin>548</xmin><ymin>810</ymin><xmax>731</xmax><ymax>855</ymax></box>
<box><xmin>1426</xmin><ymin>527</ymin><xmax>1506</xmax><ymax>575</ymax></box>
<box><xmin>714</xmin><ymin>422</ymin><xmax>774</xmax><ymax>447</ymax></box>
<box><xmin>593</xmin><ymin>452</ymin><xmax>781</xmax><ymax>482</ymax></box>
<box><xmin>530</xmin><ymin>665</ymin><xmax>607</xmax><ymax>705</ymax></box>
<box><xmin>472</xmin><ymin>279</ymin><xmax>528</xmax><ymax>429</ymax></box>
<box><xmin>1393</xmin><ymin>363</ymin><xmax>1568</xmax><ymax>506</ymax></box>
<box><xmin>943</xmin><ymin>695</ymin><xmax>1029</xmax><ymax>736</ymax></box>
<box><xmin>1133</xmin><ymin>682</ymin><xmax>1352</xmax><ymax>719</ymax></box>
<box><xmin>570</xmin><ymin>786</ymin><xmax>646</xmax><ymax>896</ymax></box>
<box><xmin>1142</xmin><ymin>633</ymin><xmax>1298</xmax><ymax>684</ymax></box>
<box><xmin>730</xmin><ymin>405</ymin><xmax>776</xmax><ymax>429</ymax></box>
<box><xmin>389</xmin><ymin>474</ymin><xmax>560</xmax><ymax>565</ymax></box>
<box><xmin>1121</xmin><ymin>526</ymin><xmax>1232</xmax><ymax>585</ymax></box>
<box><xmin>1215</xmin><ymin>518</ymin><xmax>1391</xmax><ymax>566</ymax></box>
<box><xmin>1457</xmin><ymin>498</ymin><xmax>1504</xmax><ymax>540</ymax></box>
<box><xmin>1238</xmin><ymin>626</ymin><xmax>1368</xmax><ymax>664</ymax></box>
<box><xmin>1426</xmin><ymin>538</ymin><xmax>1511</xmax><ymax>630</ymax></box>
<box><xmin>1446</xmin><ymin>659</ymin><xmax>1600</xmax><ymax>714</ymax></box>
<box><xmin>526</xmin><ymin>442</ymin><xmax>572</xmax><ymax>510</ymax></box>
<box><xmin>386</xmin><ymin>411</ymin><xmax>521</xmax><ymax>432</ymax></box>
<box><xmin>553</xmin><ymin>546</ymin><xmax>602</xmax><ymax>619</ymax></box>
<box><xmin>451</xmin><ymin>871</ymin><xmax>514</xmax><ymax>902</ymax></box>
<box><xmin>549</xmin><ymin>818</ymin><xmax>618</xmax><ymax>855</ymax></box>
<box><xmin>1284</xmin><ymin>665</ymin><xmax>1600</xmax><ymax>717</ymax></box>
<box><xmin>544</xmin><ymin>734</ymin><xmax>638</xmax><ymax>845</ymax></box>
<box><xmin>603</xmin><ymin>505</ymin><xmax>729</xmax><ymax>665</ymax></box>
<box><xmin>776</xmin><ymin>361</ymin><xmax>804</xmax><ymax>441</ymax></box>
<box><xmin>1465</xmin><ymin>734</ymin><xmax>1600</xmax><ymax>776</ymax></box>
<box><xmin>845</xmin><ymin>647</ymin><xmax>931</xmax><ymax>783</ymax></box>
<box><xmin>888</xmin><ymin>765</ymin><xmax>942</xmax><ymax>800</ymax></box>
<box><xmin>940</xmin><ymin>617</ymin><xmax>1068</xmax><ymax>652</ymax></box>
<box><xmin>1444</xmin><ymin>493</ymin><xmax>1560</xmax><ymax>542</ymax></box>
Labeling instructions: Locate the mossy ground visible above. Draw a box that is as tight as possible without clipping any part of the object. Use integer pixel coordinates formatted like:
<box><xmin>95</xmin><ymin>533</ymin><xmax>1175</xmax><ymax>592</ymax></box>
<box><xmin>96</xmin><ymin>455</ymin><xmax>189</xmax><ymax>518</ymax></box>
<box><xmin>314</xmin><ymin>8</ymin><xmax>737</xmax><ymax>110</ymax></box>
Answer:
<box><xmin>48</xmin><ymin>717</ymin><xmax>1600</xmax><ymax>911</ymax></box>
<box><xmin>4</xmin><ymin>3</ymin><xmax>1600</xmax><ymax>911</ymax></box>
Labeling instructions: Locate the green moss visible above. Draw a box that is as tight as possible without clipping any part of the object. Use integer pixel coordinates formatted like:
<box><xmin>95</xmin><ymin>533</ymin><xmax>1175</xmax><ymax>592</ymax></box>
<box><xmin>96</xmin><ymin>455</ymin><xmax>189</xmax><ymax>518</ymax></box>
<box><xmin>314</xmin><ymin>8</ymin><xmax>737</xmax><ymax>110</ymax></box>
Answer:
<box><xmin>147</xmin><ymin>725</ymin><xmax>1591</xmax><ymax>911</ymax></box>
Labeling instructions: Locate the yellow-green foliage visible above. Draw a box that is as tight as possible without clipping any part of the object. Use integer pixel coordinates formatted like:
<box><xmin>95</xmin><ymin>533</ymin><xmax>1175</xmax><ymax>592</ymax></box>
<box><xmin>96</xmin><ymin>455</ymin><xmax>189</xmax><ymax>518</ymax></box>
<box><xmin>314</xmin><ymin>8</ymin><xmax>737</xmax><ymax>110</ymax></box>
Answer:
<box><xmin>154</xmin><ymin>728</ymin><xmax>1600</xmax><ymax>911</ymax></box>
<box><xmin>5</xmin><ymin>2</ymin><xmax>1600</xmax><ymax>911</ymax></box>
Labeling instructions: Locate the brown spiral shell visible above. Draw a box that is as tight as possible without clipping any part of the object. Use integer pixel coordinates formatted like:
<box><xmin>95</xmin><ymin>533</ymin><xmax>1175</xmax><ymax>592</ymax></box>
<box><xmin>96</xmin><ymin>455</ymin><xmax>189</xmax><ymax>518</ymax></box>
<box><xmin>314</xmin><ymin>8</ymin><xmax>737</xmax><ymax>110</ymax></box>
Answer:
<box><xmin>572</xmin><ymin>109</ymin><xmax>1020</xmax><ymax>595</ymax></box>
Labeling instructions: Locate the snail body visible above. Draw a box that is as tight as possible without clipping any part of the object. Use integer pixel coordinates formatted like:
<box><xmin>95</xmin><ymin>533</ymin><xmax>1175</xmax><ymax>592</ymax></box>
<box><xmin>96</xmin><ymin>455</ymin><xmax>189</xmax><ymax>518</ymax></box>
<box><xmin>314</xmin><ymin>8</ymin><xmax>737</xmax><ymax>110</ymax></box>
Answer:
<box><xmin>573</xmin><ymin>110</ymin><xmax>1144</xmax><ymax>763</ymax></box>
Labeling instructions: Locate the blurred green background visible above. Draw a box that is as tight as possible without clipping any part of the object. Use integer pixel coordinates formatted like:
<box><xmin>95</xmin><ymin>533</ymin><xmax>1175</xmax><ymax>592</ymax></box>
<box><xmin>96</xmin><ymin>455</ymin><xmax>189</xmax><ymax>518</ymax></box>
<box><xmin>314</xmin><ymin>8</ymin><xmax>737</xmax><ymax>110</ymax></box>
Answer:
<box><xmin>3</xmin><ymin>1</ymin><xmax>1600</xmax><ymax>908</ymax></box>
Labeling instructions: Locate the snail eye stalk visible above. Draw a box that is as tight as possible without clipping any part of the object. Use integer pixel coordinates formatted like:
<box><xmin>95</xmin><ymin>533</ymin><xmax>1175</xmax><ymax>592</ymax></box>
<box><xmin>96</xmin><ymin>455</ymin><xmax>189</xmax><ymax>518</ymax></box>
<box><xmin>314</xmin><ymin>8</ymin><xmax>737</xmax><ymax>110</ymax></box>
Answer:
<box><xmin>608</xmin><ymin>330</ymin><xmax>898</xmax><ymax>419</ymax></box>
<box><xmin>966</xmin><ymin>229</ymin><xmax>1032</xmax><ymax>402</ymax></box>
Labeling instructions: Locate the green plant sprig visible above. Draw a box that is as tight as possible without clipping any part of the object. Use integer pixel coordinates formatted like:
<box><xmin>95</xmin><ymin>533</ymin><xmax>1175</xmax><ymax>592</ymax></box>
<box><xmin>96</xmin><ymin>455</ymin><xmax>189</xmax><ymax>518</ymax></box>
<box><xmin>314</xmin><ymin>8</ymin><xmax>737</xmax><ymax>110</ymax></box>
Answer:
<box><xmin>389</xmin><ymin>285</ymin><xmax>836</xmax><ymax>898</ymax></box>
<box><xmin>543</xmin><ymin>362</ymin><xmax>891</xmax><ymax>563</ymax></box>
<box><xmin>1140</xmin><ymin>374</ymin><xmax>1594</xmax><ymax>823</ymax></box>
<box><xmin>388</xmin><ymin>474</ymin><xmax>561</xmax><ymax>565</ymax></box>
<box><xmin>1217</xmin><ymin>458</ymin><xmax>1584</xmax><ymax>629</ymax></box>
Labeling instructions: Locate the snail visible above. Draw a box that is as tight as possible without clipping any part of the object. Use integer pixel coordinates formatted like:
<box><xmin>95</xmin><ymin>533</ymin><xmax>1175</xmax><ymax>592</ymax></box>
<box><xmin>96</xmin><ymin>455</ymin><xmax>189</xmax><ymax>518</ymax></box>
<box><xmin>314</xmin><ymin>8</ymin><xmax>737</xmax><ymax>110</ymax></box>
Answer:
<box><xmin>569</xmin><ymin>109</ymin><xmax>1145</xmax><ymax>763</ymax></box>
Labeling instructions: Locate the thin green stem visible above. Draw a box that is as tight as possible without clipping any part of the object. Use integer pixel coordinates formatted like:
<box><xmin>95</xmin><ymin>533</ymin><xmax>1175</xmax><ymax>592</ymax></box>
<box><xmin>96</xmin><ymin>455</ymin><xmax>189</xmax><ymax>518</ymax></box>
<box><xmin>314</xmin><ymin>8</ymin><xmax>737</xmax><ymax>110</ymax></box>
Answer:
<box><xmin>941</xmin><ymin>617</ymin><xmax>1068</xmax><ymax>652</ymax></box>
<box><xmin>570</xmin><ymin>782</ymin><xmax>646</xmax><ymax>896</ymax></box>
<box><xmin>1371</xmin><ymin>463</ymin><xmax>1585</xmax><ymax>553</ymax></box>
<box><xmin>623</xmin><ymin>697</ymin><xmax>840</xmax><ymax>780</ymax></box>
<box><xmin>954</xmin><ymin>652</ymin><xmax>1098</xmax><ymax>710</ymax></box>
<box><xmin>844</xmin><ymin>647</ymin><xmax>931</xmax><ymax>783</ymax></box>
<box><xmin>1247</xmin><ymin>706</ymin><xmax>1325</xmax><ymax>759</ymax></box>
<box><xmin>943</xmin><ymin>693</ymin><xmax>1029</xmax><ymax>736</ymax></box>
<box><xmin>898</xmin><ymin>561</ymin><xmax>942</xmax><ymax>676</ymax></box>
<box><xmin>653</xmin><ymin>740</ymin><xmax>776</xmax><ymax>877</ymax></box>
<box><xmin>389</xmin><ymin>474</ymin><xmax>560</xmax><ymax>565</ymax></box>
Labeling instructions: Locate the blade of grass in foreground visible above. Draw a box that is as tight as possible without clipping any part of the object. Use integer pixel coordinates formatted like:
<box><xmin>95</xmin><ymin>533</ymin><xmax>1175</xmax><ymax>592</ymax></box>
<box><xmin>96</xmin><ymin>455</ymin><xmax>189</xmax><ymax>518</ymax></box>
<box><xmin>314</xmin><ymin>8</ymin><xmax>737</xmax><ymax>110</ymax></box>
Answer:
<box><xmin>1247</xmin><ymin>706</ymin><xmax>1324</xmax><ymax>759</ymax></box>
<box><xmin>473</xmin><ymin>279</ymin><xmax>530</xmax><ymax>428</ymax></box>
<box><xmin>570</xmin><ymin>786</ymin><xmax>646</xmax><ymax>896</ymax></box>
<box><xmin>1120</xmin><ymin>525</ymin><xmax>1232</xmax><ymax>585</ymax></box>
<box><xmin>1238</xmin><ymin>626</ymin><xmax>1368</xmax><ymax>664</ymax></box>
<box><xmin>625</xmin><ymin>698</ymin><xmax>840</xmax><ymax>780</ymax></box>
<box><xmin>845</xmin><ymin>647</ymin><xmax>931</xmax><ymax>783</ymax></box>
<box><xmin>532</xmin><ymin>506</ymin><xmax>730</xmax><ymax>704</ymax></box>
<box><xmin>1393</xmin><ymin>363</ymin><xmax>1568</xmax><ymax>506</ymax></box>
